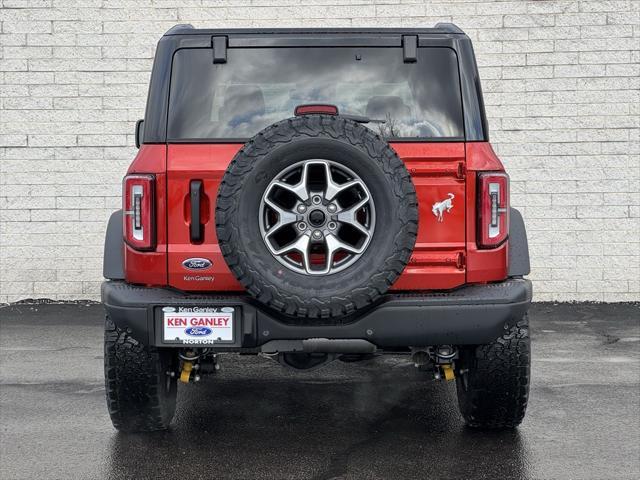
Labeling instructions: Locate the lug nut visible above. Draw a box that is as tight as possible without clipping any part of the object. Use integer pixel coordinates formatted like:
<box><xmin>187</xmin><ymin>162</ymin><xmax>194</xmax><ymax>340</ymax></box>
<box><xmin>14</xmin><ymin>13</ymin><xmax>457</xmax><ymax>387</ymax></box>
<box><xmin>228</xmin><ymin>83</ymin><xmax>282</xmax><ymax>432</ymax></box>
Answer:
<box><xmin>328</xmin><ymin>221</ymin><xmax>337</xmax><ymax>230</ymax></box>
<box><xmin>297</xmin><ymin>222</ymin><xmax>307</xmax><ymax>231</ymax></box>
<box><xmin>312</xmin><ymin>195</ymin><xmax>322</xmax><ymax>205</ymax></box>
<box><xmin>297</xmin><ymin>204</ymin><xmax>307</xmax><ymax>213</ymax></box>
<box><xmin>313</xmin><ymin>230</ymin><xmax>323</xmax><ymax>239</ymax></box>
<box><xmin>327</xmin><ymin>204</ymin><xmax>337</xmax><ymax>213</ymax></box>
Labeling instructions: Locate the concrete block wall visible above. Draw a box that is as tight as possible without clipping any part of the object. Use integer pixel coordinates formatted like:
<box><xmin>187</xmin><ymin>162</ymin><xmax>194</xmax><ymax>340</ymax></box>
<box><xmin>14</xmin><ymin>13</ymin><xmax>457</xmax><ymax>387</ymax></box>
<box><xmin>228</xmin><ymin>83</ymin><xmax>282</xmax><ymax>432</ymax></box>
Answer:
<box><xmin>1</xmin><ymin>0</ymin><xmax>639</xmax><ymax>303</ymax></box>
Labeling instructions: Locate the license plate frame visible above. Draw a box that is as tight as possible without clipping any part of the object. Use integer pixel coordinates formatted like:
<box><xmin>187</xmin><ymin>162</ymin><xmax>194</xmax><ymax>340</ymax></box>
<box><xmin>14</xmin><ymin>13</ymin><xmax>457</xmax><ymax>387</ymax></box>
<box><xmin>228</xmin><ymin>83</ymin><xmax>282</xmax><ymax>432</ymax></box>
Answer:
<box><xmin>161</xmin><ymin>306</ymin><xmax>235</xmax><ymax>345</ymax></box>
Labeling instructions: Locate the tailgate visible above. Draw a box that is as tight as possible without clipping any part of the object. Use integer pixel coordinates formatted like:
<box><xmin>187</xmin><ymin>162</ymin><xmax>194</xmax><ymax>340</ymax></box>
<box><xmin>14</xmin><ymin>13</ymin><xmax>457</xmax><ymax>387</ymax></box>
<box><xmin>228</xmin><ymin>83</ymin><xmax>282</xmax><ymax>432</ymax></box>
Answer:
<box><xmin>165</xmin><ymin>142</ymin><xmax>466</xmax><ymax>292</ymax></box>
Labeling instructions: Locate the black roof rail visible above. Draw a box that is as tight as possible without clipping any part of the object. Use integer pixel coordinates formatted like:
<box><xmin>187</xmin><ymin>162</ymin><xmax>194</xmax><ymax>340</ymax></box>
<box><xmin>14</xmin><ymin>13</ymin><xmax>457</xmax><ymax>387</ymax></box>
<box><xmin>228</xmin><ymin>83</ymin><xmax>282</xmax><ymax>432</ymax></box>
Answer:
<box><xmin>164</xmin><ymin>24</ymin><xmax>194</xmax><ymax>36</ymax></box>
<box><xmin>434</xmin><ymin>23</ymin><xmax>464</xmax><ymax>34</ymax></box>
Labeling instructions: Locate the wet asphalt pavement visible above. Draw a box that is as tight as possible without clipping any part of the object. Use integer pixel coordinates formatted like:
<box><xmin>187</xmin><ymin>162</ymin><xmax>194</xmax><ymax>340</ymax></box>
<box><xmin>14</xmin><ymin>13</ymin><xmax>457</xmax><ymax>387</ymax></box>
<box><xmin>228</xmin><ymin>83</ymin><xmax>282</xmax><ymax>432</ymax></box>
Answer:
<box><xmin>0</xmin><ymin>303</ymin><xmax>639</xmax><ymax>480</ymax></box>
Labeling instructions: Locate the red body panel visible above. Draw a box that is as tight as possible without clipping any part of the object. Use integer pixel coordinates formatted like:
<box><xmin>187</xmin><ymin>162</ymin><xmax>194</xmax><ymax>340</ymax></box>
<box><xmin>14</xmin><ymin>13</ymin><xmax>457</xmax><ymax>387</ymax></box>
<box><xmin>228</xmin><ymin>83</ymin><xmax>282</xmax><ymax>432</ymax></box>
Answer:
<box><xmin>390</xmin><ymin>143</ymin><xmax>466</xmax><ymax>290</ymax></box>
<box><xmin>166</xmin><ymin>144</ymin><xmax>244</xmax><ymax>291</ymax></box>
<box><xmin>123</xmin><ymin>142</ymin><xmax>509</xmax><ymax>291</ymax></box>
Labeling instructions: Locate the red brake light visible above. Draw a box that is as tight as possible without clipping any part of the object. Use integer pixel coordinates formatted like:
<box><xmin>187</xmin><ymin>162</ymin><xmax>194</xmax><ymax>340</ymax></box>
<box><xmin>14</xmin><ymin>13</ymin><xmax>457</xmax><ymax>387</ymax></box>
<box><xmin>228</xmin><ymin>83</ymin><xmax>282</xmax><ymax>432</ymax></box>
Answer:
<box><xmin>123</xmin><ymin>174</ymin><xmax>156</xmax><ymax>250</ymax></box>
<box><xmin>294</xmin><ymin>104</ymin><xmax>339</xmax><ymax>116</ymax></box>
<box><xmin>477</xmin><ymin>172</ymin><xmax>509</xmax><ymax>249</ymax></box>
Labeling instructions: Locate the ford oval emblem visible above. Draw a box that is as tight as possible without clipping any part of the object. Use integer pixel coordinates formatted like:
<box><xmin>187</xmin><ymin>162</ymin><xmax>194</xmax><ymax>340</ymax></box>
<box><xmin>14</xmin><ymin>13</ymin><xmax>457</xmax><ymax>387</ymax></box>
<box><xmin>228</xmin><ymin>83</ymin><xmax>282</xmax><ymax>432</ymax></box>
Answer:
<box><xmin>182</xmin><ymin>258</ymin><xmax>212</xmax><ymax>270</ymax></box>
<box><xmin>185</xmin><ymin>326</ymin><xmax>212</xmax><ymax>337</ymax></box>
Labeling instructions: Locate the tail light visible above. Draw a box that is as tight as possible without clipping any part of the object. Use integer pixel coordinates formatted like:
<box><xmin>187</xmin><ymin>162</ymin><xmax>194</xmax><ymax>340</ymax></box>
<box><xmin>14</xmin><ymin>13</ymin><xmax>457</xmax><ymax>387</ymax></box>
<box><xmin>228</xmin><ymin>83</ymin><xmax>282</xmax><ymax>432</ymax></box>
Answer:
<box><xmin>123</xmin><ymin>174</ymin><xmax>156</xmax><ymax>250</ymax></box>
<box><xmin>477</xmin><ymin>172</ymin><xmax>509</xmax><ymax>248</ymax></box>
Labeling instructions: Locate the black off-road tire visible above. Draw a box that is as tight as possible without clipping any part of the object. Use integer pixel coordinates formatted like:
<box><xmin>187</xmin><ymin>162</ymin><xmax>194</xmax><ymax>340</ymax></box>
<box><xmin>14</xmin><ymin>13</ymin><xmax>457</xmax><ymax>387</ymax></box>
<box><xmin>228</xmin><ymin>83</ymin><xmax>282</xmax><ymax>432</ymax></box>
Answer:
<box><xmin>215</xmin><ymin>114</ymin><xmax>418</xmax><ymax>320</ymax></box>
<box><xmin>104</xmin><ymin>316</ymin><xmax>177</xmax><ymax>432</ymax></box>
<box><xmin>455</xmin><ymin>316</ymin><xmax>530</xmax><ymax>429</ymax></box>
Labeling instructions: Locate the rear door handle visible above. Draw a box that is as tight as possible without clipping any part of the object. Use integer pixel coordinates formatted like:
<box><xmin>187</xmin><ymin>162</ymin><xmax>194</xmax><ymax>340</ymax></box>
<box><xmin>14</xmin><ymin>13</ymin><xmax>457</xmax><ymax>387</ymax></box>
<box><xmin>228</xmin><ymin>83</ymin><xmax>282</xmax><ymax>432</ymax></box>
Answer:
<box><xmin>190</xmin><ymin>180</ymin><xmax>203</xmax><ymax>243</ymax></box>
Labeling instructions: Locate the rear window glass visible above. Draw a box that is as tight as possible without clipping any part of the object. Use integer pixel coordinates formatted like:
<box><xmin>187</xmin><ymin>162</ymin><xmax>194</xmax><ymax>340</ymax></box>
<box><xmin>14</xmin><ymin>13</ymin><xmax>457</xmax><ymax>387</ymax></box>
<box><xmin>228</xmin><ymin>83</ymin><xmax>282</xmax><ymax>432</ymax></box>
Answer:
<box><xmin>168</xmin><ymin>47</ymin><xmax>464</xmax><ymax>141</ymax></box>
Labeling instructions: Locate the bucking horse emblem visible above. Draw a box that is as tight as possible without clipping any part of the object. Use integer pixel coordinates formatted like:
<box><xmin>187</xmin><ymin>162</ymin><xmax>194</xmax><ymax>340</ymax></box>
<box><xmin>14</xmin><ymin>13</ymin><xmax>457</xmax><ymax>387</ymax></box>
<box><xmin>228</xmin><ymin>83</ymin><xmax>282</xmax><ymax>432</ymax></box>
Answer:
<box><xmin>432</xmin><ymin>193</ymin><xmax>455</xmax><ymax>222</ymax></box>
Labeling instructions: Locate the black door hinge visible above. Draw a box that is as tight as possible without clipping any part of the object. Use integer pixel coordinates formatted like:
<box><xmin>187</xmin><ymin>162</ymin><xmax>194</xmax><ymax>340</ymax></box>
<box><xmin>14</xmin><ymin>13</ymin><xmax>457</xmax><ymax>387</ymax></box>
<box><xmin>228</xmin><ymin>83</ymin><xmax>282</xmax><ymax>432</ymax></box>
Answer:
<box><xmin>212</xmin><ymin>36</ymin><xmax>227</xmax><ymax>64</ymax></box>
<box><xmin>402</xmin><ymin>35</ymin><xmax>418</xmax><ymax>63</ymax></box>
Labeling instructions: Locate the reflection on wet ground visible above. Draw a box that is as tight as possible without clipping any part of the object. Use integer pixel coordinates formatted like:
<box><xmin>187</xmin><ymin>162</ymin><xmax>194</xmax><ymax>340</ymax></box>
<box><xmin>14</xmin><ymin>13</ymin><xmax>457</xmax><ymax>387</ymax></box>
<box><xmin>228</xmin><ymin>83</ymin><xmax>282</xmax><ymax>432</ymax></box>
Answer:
<box><xmin>1</xmin><ymin>303</ymin><xmax>638</xmax><ymax>479</ymax></box>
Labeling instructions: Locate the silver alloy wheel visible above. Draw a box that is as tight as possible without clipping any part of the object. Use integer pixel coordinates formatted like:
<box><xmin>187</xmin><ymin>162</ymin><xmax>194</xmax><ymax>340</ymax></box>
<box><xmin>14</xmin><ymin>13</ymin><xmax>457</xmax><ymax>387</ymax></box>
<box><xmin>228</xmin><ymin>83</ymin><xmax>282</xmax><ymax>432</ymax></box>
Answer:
<box><xmin>259</xmin><ymin>159</ymin><xmax>376</xmax><ymax>275</ymax></box>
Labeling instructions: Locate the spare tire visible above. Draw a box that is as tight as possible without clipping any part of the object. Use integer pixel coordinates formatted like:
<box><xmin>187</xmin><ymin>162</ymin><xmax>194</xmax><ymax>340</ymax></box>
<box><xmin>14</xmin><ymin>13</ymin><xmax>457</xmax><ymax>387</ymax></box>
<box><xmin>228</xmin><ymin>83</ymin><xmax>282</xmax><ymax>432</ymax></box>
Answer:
<box><xmin>215</xmin><ymin>114</ymin><xmax>417</xmax><ymax>319</ymax></box>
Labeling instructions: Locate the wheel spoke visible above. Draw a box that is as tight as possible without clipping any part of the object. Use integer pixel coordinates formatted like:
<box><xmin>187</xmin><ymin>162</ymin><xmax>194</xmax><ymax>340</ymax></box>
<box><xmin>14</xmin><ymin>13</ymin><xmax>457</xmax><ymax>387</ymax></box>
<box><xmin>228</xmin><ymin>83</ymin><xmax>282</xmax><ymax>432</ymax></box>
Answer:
<box><xmin>271</xmin><ymin>161</ymin><xmax>311</xmax><ymax>201</ymax></box>
<box><xmin>336</xmin><ymin>196</ymin><xmax>371</xmax><ymax>236</ymax></box>
<box><xmin>326</xmin><ymin>232</ymin><xmax>367</xmax><ymax>256</ymax></box>
<box><xmin>272</xmin><ymin>234</ymin><xmax>311</xmax><ymax>272</ymax></box>
<box><xmin>271</xmin><ymin>180</ymin><xmax>308</xmax><ymax>201</ymax></box>
<box><xmin>263</xmin><ymin>198</ymin><xmax>297</xmax><ymax>238</ymax></box>
<box><xmin>321</xmin><ymin>162</ymin><xmax>364</xmax><ymax>201</ymax></box>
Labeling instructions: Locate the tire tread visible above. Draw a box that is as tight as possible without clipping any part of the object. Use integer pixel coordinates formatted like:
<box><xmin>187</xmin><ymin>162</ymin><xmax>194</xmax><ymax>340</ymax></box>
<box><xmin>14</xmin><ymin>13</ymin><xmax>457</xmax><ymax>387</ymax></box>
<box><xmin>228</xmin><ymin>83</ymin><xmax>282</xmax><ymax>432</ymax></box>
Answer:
<box><xmin>456</xmin><ymin>316</ymin><xmax>530</xmax><ymax>429</ymax></box>
<box><xmin>104</xmin><ymin>316</ymin><xmax>176</xmax><ymax>432</ymax></box>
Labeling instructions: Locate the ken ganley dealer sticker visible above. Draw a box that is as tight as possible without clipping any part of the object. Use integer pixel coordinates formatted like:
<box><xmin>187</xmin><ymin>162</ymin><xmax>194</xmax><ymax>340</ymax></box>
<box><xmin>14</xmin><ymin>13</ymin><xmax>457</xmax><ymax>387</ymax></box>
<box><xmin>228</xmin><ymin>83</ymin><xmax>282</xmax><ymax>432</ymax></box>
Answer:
<box><xmin>162</xmin><ymin>306</ymin><xmax>233</xmax><ymax>343</ymax></box>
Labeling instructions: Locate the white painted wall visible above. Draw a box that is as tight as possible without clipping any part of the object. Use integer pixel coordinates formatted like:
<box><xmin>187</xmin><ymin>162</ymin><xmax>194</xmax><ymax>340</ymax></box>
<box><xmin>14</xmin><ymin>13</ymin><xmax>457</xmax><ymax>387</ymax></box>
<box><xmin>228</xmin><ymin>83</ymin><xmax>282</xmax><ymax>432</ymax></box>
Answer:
<box><xmin>1</xmin><ymin>0</ymin><xmax>638</xmax><ymax>302</ymax></box>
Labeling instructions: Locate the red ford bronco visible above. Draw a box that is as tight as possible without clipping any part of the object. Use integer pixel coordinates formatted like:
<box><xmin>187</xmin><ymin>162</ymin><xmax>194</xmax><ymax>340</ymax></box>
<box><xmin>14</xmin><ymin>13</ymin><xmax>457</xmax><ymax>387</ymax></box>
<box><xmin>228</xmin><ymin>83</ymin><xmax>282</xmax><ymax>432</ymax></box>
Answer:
<box><xmin>102</xmin><ymin>24</ymin><xmax>532</xmax><ymax>432</ymax></box>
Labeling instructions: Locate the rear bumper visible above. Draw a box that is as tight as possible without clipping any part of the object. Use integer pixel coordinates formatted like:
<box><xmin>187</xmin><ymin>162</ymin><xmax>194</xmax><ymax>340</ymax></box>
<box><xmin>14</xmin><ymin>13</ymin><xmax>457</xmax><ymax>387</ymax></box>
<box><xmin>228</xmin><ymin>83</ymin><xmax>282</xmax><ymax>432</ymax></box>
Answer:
<box><xmin>101</xmin><ymin>278</ymin><xmax>532</xmax><ymax>351</ymax></box>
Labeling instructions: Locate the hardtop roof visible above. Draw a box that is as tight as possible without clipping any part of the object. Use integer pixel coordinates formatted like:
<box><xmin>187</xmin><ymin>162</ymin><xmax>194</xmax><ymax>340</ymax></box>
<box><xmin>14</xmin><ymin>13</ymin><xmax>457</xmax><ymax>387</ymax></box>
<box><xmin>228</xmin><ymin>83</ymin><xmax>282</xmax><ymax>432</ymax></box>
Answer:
<box><xmin>143</xmin><ymin>22</ymin><xmax>487</xmax><ymax>143</ymax></box>
<box><xmin>163</xmin><ymin>23</ymin><xmax>466</xmax><ymax>37</ymax></box>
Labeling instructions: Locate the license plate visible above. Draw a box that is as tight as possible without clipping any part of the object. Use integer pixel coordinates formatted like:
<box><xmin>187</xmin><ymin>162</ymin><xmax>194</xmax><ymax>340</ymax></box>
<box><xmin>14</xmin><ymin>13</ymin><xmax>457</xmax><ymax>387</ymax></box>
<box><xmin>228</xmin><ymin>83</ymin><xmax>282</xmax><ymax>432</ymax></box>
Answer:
<box><xmin>162</xmin><ymin>307</ymin><xmax>234</xmax><ymax>344</ymax></box>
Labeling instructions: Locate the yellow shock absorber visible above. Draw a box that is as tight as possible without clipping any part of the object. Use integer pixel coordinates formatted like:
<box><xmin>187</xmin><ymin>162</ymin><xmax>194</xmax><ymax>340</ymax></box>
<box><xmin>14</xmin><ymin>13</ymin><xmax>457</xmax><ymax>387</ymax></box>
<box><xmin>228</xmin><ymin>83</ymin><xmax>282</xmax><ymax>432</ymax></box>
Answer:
<box><xmin>441</xmin><ymin>364</ymin><xmax>455</xmax><ymax>381</ymax></box>
<box><xmin>180</xmin><ymin>361</ymin><xmax>193</xmax><ymax>383</ymax></box>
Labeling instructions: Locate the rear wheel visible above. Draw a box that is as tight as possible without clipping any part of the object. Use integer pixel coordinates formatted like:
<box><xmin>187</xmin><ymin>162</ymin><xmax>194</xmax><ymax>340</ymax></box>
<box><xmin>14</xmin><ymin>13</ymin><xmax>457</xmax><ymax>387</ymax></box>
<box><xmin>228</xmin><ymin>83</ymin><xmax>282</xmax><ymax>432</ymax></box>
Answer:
<box><xmin>455</xmin><ymin>316</ymin><xmax>530</xmax><ymax>429</ymax></box>
<box><xmin>104</xmin><ymin>316</ymin><xmax>177</xmax><ymax>432</ymax></box>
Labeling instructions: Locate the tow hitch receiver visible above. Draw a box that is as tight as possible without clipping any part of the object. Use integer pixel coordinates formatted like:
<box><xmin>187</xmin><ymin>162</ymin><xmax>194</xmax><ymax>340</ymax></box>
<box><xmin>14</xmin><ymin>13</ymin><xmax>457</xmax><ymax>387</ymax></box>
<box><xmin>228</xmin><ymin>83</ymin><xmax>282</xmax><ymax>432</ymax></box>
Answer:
<box><xmin>413</xmin><ymin>346</ymin><xmax>458</xmax><ymax>381</ymax></box>
<box><xmin>177</xmin><ymin>350</ymin><xmax>220</xmax><ymax>383</ymax></box>
<box><xmin>435</xmin><ymin>346</ymin><xmax>457</xmax><ymax>381</ymax></box>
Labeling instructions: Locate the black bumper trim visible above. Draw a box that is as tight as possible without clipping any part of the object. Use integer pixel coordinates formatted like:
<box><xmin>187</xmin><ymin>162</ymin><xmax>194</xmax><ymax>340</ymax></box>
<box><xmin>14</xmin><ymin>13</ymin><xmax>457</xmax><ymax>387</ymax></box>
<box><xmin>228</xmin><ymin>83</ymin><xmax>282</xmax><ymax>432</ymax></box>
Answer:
<box><xmin>101</xmin><ymin>278</ymin><xmax>532</xmax><ymax>349</ymax></box>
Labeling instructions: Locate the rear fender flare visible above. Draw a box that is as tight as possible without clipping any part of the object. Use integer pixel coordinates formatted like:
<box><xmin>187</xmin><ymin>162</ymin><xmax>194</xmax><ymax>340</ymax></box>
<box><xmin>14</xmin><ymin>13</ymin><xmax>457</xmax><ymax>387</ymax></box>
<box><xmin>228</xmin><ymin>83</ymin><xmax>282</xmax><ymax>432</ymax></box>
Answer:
<box><xmin>508</xmin><ymin>207</ymin><xmax>530</xmax><ymax>277</ymax></box>
<box><xmin>103</xmin><ymin>210</ymin><xmax>124</xmax><ymax>280</ymax></box>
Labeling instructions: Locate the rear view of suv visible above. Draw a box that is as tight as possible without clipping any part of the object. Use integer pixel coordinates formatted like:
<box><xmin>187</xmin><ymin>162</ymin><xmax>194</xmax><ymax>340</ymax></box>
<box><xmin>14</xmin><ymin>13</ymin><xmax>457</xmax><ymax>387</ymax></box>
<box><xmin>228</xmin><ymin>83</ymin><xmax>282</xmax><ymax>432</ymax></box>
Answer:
<box><xmin>102</xmin><ymin>24</ymin><xmax>532</xmax><ymax>432</ymax></box>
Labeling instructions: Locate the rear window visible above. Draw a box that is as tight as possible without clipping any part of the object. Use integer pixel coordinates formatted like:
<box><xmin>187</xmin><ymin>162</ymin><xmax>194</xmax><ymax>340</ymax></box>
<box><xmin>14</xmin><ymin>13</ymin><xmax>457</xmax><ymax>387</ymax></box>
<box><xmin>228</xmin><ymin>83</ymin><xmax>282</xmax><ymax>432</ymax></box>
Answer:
<box><xmin>168</xmin><ymin>47</ymin><xmax>464</xmax><ymax>141</ymax></box>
